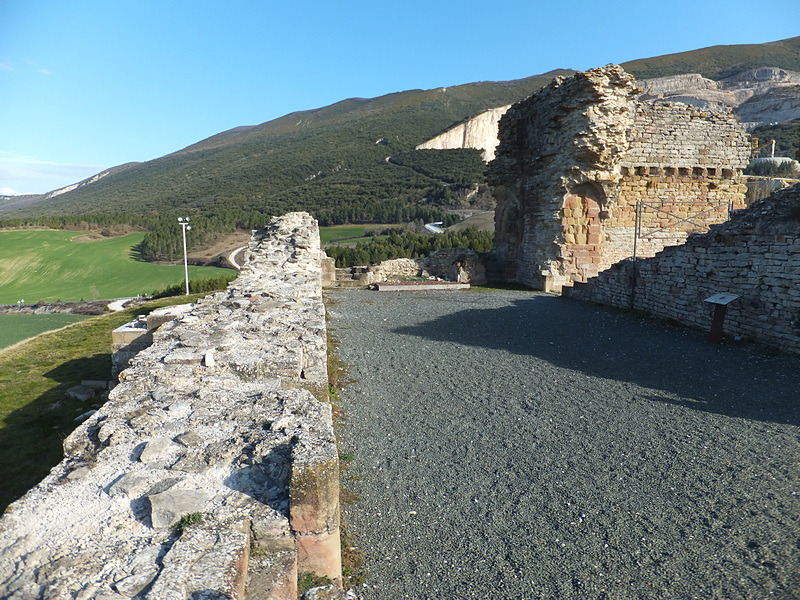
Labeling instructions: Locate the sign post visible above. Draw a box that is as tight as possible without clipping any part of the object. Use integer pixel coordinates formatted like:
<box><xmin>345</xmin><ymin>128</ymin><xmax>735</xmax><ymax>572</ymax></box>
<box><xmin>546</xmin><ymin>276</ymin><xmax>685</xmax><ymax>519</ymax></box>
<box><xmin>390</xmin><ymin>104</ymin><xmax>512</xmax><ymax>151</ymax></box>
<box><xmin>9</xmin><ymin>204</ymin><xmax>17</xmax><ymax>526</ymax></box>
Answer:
<box><xmin>703</xmin><ymin>293</ymin><xmax>740</xmax><ymax>344</ymax></box>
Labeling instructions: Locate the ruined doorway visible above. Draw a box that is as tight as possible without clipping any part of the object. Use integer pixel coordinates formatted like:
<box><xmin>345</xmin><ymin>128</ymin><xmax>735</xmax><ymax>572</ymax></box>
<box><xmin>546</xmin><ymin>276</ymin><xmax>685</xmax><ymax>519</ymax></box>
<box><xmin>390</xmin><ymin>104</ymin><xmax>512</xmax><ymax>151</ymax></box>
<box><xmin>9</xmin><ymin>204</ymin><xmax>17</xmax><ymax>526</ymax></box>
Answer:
<box><xmin>561</xmin><ymin>183</ymin><xmax>605</xmax><ymax>283</ymax></box>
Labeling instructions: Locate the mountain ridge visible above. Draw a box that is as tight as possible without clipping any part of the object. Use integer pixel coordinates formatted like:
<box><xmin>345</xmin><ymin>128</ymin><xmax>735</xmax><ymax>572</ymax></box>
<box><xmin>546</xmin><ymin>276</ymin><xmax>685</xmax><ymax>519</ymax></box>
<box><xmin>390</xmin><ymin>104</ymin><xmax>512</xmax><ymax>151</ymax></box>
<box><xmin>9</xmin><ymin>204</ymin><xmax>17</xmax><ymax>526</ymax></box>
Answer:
<box><xmin>2</xmin><ymin>38</ymin><xmax>799</xmax><ymax>221</ymax></box>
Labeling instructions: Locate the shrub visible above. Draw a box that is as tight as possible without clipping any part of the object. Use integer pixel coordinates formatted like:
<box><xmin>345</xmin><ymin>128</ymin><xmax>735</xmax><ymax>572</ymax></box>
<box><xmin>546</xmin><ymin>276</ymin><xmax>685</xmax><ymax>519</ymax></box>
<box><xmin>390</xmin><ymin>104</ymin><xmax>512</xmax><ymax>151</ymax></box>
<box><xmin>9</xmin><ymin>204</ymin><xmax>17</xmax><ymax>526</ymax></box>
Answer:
<box><xmin>152</xmin><ymin>275</ymin><xmax>236</xmax><ymax>298</ymax></box>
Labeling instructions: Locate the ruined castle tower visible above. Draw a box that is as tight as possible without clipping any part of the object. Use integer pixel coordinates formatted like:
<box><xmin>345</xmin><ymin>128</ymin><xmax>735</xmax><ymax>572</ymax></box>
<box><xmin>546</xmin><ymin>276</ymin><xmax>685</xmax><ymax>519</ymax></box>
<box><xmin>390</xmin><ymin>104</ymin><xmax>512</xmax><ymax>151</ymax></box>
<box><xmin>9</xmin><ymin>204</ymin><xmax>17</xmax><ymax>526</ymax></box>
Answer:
<box><xmin>487</xmin><ymin>65</ymin><xmax>751</xmax><ymax>290</ymax></box>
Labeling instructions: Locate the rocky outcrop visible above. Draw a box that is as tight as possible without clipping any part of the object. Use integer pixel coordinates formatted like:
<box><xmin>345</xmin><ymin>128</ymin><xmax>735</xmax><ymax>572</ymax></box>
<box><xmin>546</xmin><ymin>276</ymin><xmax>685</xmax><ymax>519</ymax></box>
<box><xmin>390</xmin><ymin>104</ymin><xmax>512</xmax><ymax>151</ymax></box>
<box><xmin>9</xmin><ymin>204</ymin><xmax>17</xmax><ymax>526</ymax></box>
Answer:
<box><xmin>640</xmin><ymin>67</ymin><xmax>800</xmax><ymax>125</ymax></box>
<box><xmin>415</xmin><ymin>105</ymin><xmax>511</xmax><ymax>161</ymax></box>
<box><xmin>0</xmin><ymin>213</ymin><xmax>341</xmax><ymax>599</ymax></box>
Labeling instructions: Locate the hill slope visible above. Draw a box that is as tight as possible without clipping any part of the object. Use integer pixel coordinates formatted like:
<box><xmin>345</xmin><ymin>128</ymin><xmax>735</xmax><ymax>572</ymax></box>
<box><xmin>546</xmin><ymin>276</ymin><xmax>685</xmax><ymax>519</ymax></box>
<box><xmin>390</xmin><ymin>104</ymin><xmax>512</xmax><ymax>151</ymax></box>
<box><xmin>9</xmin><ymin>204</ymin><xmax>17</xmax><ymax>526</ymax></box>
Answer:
<box><xmin>2</xmin><ymin>37</ymin><xmax>799</xmax><ymax>225</ymax></box>
<box><xmin>621</xmin><ymin>36</ymin><xmax>800</xmax><ymax>80</ymax></box>
<box><xmin>0</xmin><ymin>72</ymin><xmax>572</xmax><ymax>221</ymax></box>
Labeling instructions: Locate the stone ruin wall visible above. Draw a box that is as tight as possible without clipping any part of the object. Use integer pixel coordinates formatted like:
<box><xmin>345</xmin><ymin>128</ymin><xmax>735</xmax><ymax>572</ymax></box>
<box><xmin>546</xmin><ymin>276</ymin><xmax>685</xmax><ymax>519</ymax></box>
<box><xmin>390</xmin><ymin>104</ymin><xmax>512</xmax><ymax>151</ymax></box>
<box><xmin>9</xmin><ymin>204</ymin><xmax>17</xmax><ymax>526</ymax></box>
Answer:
<box><xmin>488</xmin><ymin>65</ymin><xmax>751</xmax><ymax>290</ymax></box>
<box><xmin>0</xmin><ymin>213</ymin><xmax>341</xmax><ymax>600</ymax></box>
<box><xmin>570</xmin><ymin>185</ymin><xmax>800</xmax><ymax>355</ymax></box>
<box><xmin>332</xmin><ymin>247</ymin><xmax>487</xmax><ymax>287</ymax></box>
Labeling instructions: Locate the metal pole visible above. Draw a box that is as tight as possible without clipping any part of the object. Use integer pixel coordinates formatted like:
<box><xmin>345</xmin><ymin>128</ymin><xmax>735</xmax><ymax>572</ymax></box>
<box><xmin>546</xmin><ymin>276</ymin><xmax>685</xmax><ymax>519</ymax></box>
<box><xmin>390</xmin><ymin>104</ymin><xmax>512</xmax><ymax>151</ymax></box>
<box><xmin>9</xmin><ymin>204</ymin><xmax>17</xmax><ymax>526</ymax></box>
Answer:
<box><xmin>179</xmin><ymin>218</ymin><xmax>191</xmax><ymax>295</ymax></box>
<box><xmin>631</xmin><ymin>202</ymin><xmax>640</xmax><ymax>310</ymax></box>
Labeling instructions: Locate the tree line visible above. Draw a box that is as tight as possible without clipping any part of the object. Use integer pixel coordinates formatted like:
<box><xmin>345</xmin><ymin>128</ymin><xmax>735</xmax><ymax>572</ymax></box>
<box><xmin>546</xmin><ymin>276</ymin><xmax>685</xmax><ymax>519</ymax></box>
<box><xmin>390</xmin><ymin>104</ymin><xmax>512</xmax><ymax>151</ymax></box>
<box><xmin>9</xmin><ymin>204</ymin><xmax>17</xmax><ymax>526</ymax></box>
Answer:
<box><xmin>325</xmin><ymin>228</ymin><xmax>493</xmax><ymax>268</ymax></box>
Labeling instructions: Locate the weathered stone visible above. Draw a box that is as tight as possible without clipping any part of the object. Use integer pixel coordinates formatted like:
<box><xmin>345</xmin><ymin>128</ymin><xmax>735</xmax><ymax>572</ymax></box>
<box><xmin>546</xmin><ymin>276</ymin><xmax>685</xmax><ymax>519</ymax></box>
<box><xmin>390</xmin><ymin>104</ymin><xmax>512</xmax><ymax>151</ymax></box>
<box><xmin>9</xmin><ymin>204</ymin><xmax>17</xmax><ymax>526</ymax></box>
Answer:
<box><xmin>0</xmin><ymin>213</ymin><xmax>340</xmax><ymax>598</ymax></box>
<box><xmin>138</xmin><ymin>437</ymin><xmax>182</xmax><ymax>465</ymax></box>
<box><xmin>163</xmin><ymin>348</ymin><xmax>203</xmax><ymax>365</ymax></box>
<box><xmin>174</xmin><ymin>430</ymin><xmax>204</xmax><ymax>448</ymax></box>
<box><xmin>488</xmin><ymin>65</ymin><xmax>749</xmax><ymax>289</ymax></box>
<box><xmin>148</xmin><ymin>488</ymin><xmax>210</xmax><ymax>529</ymax></box>
<box><xmin>65</xmin><ymin>465</ymin><xmax>93</xmax><ymax>480</ymax></box>
<box><xmin>67</xmin><ymin>385</ymin><xmax>95</xmax><ymax>401</ymax></box>
<box><xmin>108</xmin><ymin>471</ymin><xmax>152</xmax><ymax>497</ymax></box>
<box><xmin>113</xmin><ymin>567</ymin><xmax>159</xmax><ymax>597</ymax></box>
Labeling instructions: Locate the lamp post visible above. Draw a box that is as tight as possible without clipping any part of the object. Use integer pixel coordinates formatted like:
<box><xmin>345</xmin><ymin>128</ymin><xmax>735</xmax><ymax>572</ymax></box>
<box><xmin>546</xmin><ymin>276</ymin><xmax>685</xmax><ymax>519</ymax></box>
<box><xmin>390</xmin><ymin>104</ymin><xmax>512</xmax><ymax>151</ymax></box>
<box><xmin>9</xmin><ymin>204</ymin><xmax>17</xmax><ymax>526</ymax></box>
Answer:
<box><xmin>178</xmin><ymin>217</ymin><xmax>192</xmax><ymax>295</ymax></box>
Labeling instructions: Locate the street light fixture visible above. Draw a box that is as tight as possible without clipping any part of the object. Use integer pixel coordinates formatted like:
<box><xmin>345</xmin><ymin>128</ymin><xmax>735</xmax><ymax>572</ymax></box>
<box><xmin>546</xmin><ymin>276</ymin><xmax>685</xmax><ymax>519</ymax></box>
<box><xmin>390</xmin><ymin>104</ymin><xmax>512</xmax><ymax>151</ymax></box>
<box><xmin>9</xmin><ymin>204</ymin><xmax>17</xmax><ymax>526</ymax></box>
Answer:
<box><xmin>178</xmin><ymin>217</ymin><xmax>192</xmax><ymax>295</ymax></box>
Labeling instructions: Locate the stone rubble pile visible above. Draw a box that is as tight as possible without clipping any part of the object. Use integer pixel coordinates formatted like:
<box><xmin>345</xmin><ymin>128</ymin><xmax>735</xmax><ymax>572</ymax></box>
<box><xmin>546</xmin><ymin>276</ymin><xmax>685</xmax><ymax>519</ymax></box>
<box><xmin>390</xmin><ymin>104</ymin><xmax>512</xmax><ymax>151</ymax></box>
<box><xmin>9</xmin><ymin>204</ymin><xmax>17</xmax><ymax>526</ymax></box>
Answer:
<box><xmin>0</xmin><ymin>212</ymin><xmax>341</xmax><ymax>600</ymax></box>
<box><xmin>333</xmin><ymin>248</ymin><xmax>486</xmax><ymax>286</ymax></box>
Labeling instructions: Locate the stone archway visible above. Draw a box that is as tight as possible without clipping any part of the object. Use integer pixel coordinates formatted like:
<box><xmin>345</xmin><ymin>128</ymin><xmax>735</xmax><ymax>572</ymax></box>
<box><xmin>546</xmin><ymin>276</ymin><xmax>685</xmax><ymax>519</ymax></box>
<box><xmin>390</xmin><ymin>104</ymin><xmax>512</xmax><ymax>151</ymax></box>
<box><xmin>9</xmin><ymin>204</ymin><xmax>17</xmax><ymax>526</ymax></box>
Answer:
<box><xmin>561</xmin><ymin>183</ymin><xmax>605</xmax><ymax>283</ymax></box>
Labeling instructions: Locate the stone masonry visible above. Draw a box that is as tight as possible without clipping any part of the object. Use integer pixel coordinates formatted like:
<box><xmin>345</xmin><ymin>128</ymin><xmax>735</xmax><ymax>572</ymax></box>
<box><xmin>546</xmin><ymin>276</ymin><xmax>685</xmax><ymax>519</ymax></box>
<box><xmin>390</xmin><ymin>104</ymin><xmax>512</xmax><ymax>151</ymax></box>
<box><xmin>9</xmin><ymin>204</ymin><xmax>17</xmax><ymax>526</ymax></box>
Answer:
<box><xmin>570</xmin><ymin>185</ymin><xmax>800</xmax><ymax>355</ymax></box>
<box><xmin>331</xmin><ymin>248</ymin><xmax>487</xmax><ymax>287</ymax></box>
<box><xmin>0</xmin><ymin>213</ymin><xmax>341</xmax><ymax>599</ymax></box>
<box><xmin>488</xmin><ymin>65</ymin><xmax>751</xmax><ymax>290</ymax></box>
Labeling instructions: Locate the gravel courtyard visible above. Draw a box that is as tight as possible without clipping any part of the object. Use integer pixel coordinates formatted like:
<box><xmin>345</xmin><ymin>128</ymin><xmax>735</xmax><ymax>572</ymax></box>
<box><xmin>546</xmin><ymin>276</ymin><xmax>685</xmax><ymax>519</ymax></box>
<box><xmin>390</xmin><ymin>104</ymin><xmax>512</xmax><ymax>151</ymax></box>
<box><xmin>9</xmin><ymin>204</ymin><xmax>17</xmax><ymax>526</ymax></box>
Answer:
<box><xmin>327</xmin><ymin>289</ymin><xmax>800</xmax><ymax>600</ymax></box>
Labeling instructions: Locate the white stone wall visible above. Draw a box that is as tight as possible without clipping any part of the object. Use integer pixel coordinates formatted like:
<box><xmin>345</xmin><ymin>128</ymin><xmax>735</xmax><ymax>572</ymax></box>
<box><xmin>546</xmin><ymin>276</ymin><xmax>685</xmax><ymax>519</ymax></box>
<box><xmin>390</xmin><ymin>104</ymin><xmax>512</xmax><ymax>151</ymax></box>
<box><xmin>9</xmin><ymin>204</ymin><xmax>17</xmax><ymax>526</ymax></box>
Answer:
<box><xmin>0</xmin><ymin>213</ymin><xmax>340</xmax><ymax>600</ymax></box>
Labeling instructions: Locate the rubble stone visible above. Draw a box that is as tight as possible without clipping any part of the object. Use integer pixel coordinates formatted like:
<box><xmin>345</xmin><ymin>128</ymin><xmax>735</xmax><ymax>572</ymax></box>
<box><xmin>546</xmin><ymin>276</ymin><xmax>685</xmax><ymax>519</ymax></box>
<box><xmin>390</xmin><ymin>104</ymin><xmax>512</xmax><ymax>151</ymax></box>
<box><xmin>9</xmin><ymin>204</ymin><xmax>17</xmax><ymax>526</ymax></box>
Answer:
<box><xmin>0</xmin><ymin>212</ymin><xmax>341</xmax><ymax>599</ymax></box>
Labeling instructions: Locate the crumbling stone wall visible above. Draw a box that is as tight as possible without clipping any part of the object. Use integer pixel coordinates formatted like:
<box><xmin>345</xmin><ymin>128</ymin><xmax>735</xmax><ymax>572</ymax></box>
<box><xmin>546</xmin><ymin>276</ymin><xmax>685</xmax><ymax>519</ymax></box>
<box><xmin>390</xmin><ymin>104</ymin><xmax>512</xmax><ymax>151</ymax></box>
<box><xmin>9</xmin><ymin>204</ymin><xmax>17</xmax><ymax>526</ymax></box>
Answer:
<box><xmin>0</xmin><ymin>213</ymin><xmax>341</xmax><ymax>600</ymax></box>
<box><xmin>332</xmin><ymin>248</ymin><xmax>486</xmax><ymax>286</ymax></box>
<box><xmin>570</xmin><ymin>186</ymin><xmax>800</xmax><ymax>354</ymax></box>
<box><xmin>488</xmin><ymin>65</ymin><xmax>750</xmax><ymax>290</ymax></box>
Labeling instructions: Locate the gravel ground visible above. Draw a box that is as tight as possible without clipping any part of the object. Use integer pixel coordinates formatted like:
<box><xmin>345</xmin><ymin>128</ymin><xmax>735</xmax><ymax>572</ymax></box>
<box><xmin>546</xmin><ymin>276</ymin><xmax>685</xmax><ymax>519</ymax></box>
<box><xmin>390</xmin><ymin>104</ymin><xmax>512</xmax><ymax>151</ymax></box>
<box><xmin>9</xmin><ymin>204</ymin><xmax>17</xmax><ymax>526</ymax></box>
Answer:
<box><xmin>327</xmin><ymin>289</ymin><xmax>800</xmax><ymax>600</ymax></box>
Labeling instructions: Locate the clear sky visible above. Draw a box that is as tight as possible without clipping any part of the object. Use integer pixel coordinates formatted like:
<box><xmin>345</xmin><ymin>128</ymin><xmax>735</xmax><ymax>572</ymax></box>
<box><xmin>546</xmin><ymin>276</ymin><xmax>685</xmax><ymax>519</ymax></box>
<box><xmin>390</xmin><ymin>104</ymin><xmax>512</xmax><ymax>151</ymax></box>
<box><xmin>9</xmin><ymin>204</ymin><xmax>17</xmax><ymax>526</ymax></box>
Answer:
<box><xmin>1</xmin><ymin>0</ymin><xmax>798</xmax><ymax>195</ymax></box>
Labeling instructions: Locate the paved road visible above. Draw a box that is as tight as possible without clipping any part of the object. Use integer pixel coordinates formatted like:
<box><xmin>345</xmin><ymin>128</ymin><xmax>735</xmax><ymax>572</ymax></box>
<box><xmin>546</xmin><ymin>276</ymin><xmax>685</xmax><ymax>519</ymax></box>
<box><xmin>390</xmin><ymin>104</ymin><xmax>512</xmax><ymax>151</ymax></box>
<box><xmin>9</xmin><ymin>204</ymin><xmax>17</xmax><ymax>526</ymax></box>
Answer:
<box><xmin>328</xmin><ymin>289</ymin><xmax>800</xmax><ymax>600</ymax></box>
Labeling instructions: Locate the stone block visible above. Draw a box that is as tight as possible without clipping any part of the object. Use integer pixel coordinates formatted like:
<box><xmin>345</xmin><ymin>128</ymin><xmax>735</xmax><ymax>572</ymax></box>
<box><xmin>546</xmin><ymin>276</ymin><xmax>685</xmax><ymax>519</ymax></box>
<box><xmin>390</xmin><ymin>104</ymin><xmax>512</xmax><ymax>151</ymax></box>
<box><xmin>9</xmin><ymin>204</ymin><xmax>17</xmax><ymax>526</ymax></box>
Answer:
<box><xmin>66</xmin><ymin>385</ymin><xmax>95</xmax><ymax>402</ymax></box>
<box><xmin>290</xmin><ymin>457</ymin><xmax>340</xmax><ymax>535</ymax></box>
<box><xmin>148</xmin><ymin>488</ymin><xmax>211</xmax><ymax>529</ymax></box>
<box><xmin>295</xmin><ymin>529</ymin><xmax>343</xmax><ymax>585</ymax></box>
<box><xmin>147</xmin><ymin>522</ymin><xmax>249</xmax><ymax>600</ymax></box>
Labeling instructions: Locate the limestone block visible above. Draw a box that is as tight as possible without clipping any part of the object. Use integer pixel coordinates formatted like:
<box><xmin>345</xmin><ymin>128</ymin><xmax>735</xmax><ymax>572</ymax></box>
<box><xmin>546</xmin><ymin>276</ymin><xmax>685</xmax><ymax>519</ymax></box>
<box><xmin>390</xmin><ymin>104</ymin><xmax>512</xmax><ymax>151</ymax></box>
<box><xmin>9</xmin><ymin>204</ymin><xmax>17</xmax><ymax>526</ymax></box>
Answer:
<box><xmin>148</xmin><ymin>488</ymin><xmax>210</xmax><ymax>529</ymax></box>
<box><xmin>146</xmin><ymin>522</ymin><xmax>249</xmax><ymax>600</ymax></box>
<box><xmin>163</xmin><ymin>348</ymin><xmax>203</xmax><ymax>365</ymax></box>
<box><xmin>66</xmin><ymin>385</ymin><xmax>95</xmax><ymax>401</ymax></box>
<box><xmin>138</xmin><ymin>437</ymin><xmax>182</xmax><ymax>465</ymax></box>
<box><xmin>247</xmin><ymin>535</ymin><xmax>298</xmax><ymax>600</ymax></box>
<box><xmin>108</xmin><ymin>472</ymin><xmax>153</xmax><ymax>498</ymax></box>
<box><xmin>295</xmin><ymin>529</ymin><xmax>343</xmax><ymax>584</ymax></box>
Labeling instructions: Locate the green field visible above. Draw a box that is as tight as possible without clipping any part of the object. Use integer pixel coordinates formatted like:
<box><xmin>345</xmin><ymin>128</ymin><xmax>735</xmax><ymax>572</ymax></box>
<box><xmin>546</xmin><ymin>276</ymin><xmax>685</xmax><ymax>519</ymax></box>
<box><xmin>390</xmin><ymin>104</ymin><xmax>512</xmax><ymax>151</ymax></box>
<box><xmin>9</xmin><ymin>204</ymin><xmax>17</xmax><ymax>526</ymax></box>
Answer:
<box><xmin>0</xmin><ymin>314</ymin><xmax>91</xmax><ymax>350</ymax></box>
<box><xmin>0</xmin><ymin>295</ymin><xmax>205</xmax><ymax>510</ymax></box>
<box><xmin>320</xmin><ymin>224</ymin><xmax>395</xmax><ymax>246</ymax></box>
<box><xmin>0</xmin><ymin>230</ymin><xmax>235</xmax><ymax>304</ymax></box>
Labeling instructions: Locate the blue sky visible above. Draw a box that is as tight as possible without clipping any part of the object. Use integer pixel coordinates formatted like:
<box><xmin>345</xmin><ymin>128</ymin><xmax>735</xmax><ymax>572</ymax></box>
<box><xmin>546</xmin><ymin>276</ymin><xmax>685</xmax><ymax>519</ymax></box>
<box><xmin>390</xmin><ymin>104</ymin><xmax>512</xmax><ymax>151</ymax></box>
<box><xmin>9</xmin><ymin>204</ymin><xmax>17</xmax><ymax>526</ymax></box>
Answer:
<box><xmin>1</xmin><ymin>0</ymin><xmax>798</xmax><ymax>195</ymax></box>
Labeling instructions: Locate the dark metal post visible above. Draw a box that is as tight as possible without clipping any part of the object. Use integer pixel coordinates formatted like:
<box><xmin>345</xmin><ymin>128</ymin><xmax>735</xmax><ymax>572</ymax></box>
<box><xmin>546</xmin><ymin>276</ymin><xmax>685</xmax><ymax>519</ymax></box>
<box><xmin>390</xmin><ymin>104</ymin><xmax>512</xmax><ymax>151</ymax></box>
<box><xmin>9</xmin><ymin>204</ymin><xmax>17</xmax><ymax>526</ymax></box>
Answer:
<box><xmin>630</xmin><ymin>202</ymin><xmax>641</xmax><ymax>310</ymax></box>
<box><xmin>704</xmin><ymin>293</ymin><xmax>739</xmax><ymax>344</ymax></box>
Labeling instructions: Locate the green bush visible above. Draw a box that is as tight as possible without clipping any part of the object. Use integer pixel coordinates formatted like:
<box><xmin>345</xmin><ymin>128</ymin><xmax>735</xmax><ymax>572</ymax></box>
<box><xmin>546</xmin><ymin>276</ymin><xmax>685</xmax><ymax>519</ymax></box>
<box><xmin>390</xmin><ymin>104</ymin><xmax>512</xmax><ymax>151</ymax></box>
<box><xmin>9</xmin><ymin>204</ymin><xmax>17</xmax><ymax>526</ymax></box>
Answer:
<box><xmin>744</xmin><ymin>160</ymin><xmax>800</xmax><ymax>178</ymax></box>
<box><xmin>325</xmin><ymin>227</ymin><xmax>494</xmax><ymax>267</ymax></box>
<box><xmin>152</xmin><ymin>275</ymin><xmax>237</xmax><ymax>298</ymax></box>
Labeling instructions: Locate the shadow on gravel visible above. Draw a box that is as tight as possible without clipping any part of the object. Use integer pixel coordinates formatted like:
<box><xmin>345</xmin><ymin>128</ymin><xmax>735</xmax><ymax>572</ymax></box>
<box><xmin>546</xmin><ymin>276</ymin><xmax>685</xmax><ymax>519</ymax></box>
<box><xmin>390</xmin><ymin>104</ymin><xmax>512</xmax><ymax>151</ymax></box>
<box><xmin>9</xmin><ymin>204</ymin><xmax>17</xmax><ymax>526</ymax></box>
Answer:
<box><xmin>392</xmin><ymin>295</ymin><xmax>800</xmax><ymax>427</ymax></box>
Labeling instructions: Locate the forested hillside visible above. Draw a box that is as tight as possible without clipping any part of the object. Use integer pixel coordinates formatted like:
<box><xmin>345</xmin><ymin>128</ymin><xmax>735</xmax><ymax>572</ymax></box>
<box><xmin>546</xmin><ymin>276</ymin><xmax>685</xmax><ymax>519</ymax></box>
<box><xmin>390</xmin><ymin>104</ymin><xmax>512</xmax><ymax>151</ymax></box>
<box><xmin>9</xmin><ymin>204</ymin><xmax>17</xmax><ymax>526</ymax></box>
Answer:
<box><xmin>621</xmin><ymin>36</ymin><xmax>800</xmax><ymax>80</ymax></box>
<box><xmin>0</xmin><ymin>71</ymin><xmax>575</xmax><ymax>259</ymax></box>
<box><xmin>3</xmin><ymin>36</ymin><xmax>799</xmax><ymax>263</ymax></box>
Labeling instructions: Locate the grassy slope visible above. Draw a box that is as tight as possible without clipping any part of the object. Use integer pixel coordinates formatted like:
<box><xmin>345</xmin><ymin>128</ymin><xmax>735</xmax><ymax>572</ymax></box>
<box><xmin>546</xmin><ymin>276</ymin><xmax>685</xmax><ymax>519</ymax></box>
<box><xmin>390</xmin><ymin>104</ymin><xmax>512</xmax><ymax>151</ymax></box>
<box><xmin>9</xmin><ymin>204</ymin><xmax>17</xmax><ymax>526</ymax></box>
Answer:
<box><xmin>622</xmin><ymin>36</ymin><xmax>800</xmax><ymax>80</ymax></box>
<box><xmin>3</xmin><ymin>72</ymin><xmax>573</xmax><ymax>219</ymax></box>
<box><xmin>319</xmin><ymin>224</ymin><xmax>398</xmax><ymax>245</ymax></box>
<box><xmin>0</xmin><ymin>314</ymin><xmax>90</xmax><ymax>349</ymax></box>
<box><xmin>0</xmin><ymin>230</ymin><xmax>234</xmax><ymax>303</ymax></box>
<box><xmin>0</xmin><ymin>296</ymin><xmax>205</xmax><ymax>510</ymax></box>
